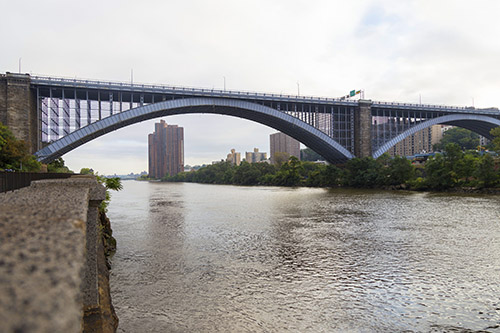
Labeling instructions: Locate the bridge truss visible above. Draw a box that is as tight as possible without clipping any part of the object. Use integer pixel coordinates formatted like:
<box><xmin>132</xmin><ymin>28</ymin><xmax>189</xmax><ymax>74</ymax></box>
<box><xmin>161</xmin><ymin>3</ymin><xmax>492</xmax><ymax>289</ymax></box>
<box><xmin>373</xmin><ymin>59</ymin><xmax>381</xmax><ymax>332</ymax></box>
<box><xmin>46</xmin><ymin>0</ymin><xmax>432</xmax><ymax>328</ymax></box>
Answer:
<box><xmin>30</xmin><ymin>75</ymin><xmax>500</xmax><ymax>163</ymax></box>
<box><xmin>33</xmin><ymin>76</ymin><xmax>359</xmax><ymax>160</ymax></box>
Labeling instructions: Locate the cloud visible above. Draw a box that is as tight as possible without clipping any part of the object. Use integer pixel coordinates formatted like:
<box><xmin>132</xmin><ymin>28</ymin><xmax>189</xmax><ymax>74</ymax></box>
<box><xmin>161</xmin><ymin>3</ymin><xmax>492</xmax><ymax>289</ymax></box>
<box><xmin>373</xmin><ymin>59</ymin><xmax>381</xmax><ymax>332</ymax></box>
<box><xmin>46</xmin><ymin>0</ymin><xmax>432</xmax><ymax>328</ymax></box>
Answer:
<box><xmin>2</xmin><ymin>0</ymin><xmax>500</xmax><ymax>173</ymax></box>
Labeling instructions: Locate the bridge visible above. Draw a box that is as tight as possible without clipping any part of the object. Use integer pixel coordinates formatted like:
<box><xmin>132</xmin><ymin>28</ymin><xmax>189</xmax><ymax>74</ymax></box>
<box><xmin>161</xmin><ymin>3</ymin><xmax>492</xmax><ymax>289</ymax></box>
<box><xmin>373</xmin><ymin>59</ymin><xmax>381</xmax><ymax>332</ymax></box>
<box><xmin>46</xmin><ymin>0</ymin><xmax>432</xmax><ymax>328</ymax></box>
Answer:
<box><xmin>1</xmin><ymin>72</ymin><xmax>500</xmax><ymax>164</ymax></box>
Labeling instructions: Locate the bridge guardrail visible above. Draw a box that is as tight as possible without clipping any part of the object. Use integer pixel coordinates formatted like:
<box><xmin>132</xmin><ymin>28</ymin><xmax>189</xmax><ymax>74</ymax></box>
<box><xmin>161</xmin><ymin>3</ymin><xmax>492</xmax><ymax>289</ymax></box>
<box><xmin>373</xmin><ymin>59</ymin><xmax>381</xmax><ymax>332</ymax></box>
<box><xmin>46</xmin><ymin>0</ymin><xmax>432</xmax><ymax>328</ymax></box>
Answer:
<box><xmin>0</xmin><ymin>171</ymin><xmax>74</xmax><ymax>193</ymax></box>
<box><xmin>30</xmin><ymin>75</ymin><xmax>359</xmax><ymax>105</ymax></box>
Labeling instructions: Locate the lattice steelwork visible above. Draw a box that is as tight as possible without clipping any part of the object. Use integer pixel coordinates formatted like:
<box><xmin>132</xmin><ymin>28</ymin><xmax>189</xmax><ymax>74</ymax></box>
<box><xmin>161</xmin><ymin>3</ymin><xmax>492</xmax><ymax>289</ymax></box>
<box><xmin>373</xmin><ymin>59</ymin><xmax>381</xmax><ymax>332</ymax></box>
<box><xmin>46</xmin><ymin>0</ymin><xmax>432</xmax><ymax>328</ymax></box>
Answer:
<box><xmin>62</xmin><ymin>95</ymin><xmax>70</xmax><ymax>136</ymax></box>
<box><xmin>34</xmin><ymin>79</ymin><xmax>357</xmax><ymax>153</ymax></box>
<box><xmin>49</xmin><ymin>96</ymin><xmax>59</xmax><ymax>141</ymax></box>
<box><xmin>371</xmin><ymin>108</ymin><xmax>445</xmax><ymax>153</ymax></box>
<box><xmin>75</xmin><ymin>99</ymin><xmax>81</xmax><ymax>130</ymax></box>
<box><xmin>281</xmin><ymin>104</ymin><xmax>355</xmax><ymax>154</ymax></box>
<box><xmin>41</xmin><ymin>97</ymin><xmax>49</xmax><ymax>142</ymax></box>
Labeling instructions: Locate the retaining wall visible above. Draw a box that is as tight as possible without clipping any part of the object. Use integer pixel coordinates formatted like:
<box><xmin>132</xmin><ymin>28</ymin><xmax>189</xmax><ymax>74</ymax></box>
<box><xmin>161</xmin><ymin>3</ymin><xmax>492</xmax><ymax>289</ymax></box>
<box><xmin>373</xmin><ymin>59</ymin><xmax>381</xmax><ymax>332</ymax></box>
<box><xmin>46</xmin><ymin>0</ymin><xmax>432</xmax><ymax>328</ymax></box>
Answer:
<box><xmin>0</xmin><ymin>176</ymin><xmax>117</xmax><ymax>332</ymax></box>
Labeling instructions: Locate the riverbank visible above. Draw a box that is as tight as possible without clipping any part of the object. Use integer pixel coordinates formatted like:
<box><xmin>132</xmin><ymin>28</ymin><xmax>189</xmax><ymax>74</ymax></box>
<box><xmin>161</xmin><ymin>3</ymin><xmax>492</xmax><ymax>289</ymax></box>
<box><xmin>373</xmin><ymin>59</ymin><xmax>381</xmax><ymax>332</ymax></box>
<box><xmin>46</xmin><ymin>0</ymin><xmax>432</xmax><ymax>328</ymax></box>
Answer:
<box><xmin>162</xmin><ymin>149</ymin><xmax>500</xmax><ymax>193</ymax></box>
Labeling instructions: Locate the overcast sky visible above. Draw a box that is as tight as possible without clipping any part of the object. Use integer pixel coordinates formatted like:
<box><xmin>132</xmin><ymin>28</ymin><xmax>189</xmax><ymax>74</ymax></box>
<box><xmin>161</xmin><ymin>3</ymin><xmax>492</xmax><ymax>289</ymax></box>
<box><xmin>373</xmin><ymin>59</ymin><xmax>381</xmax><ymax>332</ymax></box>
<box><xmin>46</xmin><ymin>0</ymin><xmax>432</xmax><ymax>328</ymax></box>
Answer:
<box><xmin>2</xmin><ymin>0</ymin><xmax>500</xmax><ymax>174</ymax></box>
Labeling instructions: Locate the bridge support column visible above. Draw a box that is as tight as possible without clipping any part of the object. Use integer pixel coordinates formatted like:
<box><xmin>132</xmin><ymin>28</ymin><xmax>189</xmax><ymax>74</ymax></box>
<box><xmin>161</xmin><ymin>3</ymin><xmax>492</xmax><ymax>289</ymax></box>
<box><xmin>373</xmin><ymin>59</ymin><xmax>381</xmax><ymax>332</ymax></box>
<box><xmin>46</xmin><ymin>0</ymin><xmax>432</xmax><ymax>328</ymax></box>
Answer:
<box><xmin>0</xmin><ymin>73</ymin><xmax>38</xmax><ymax>153</ymax></box>
<box><xmin>354</xmin><ymin>99</ymin><xmax>372</xmax><ymax>158</ymax></box>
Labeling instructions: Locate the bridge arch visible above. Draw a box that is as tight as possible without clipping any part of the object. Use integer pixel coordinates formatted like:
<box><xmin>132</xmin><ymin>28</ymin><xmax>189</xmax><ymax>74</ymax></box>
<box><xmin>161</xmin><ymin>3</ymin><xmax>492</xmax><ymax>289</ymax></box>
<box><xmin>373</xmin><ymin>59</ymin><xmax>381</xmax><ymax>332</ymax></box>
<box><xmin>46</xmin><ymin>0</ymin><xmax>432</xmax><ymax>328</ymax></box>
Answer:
<box><xmin>35</xmin><ymin>97</ymin><xmax>354</xmax><ymax>164</ymax></box>
<box><xmin>373</xmin><ymin>114</ymin><xmax>500</xmax><ymax>159</ymax></box>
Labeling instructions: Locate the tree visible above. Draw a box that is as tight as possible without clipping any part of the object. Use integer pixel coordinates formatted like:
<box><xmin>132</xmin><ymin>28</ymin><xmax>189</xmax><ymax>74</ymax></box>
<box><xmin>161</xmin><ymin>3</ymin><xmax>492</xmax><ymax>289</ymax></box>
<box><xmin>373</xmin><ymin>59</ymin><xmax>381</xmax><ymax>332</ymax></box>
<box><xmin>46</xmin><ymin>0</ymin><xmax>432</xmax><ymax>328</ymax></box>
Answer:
<box><xmin>0</xmin><ymin>122</ymin><xmax>41</xmax><ymax>171</ymax></box>
<box><xmin>454</xmin><ymin>154</ymin><xmax>477</xmax><ymax>184</ymax></box>
<box><xmin>233</xmin><ymin>161</ymin><xmax>261</xmax><ymax>185</ymax></box>
<box><xmin>386</xmin><ymin>156</ymin><xmax>415</xmax><ymax>186</ymax></box>
<box><xmin>434</xmin><ymin>127</ymin><xmax>479</xmax><ymax>151</ymax></box>
<box><xmin>47</xmin><ymin>157</ymin><xmax>72</xmax><ymax>173</ymax></box>
<box><xmin>424</xmin><ymin>143</ymin><xmax>471</xmax><ymax>189</ymax></box>
<box><xmin>274</xmin><ymin>156</ymin><xmax>303</xmax><ymax>186</ymax></box>
<box><xmin>79</xmin><ymin>167</ymin><xmax>123</xmax><ymax>212</ymax></box>
<box><xmin>343</xmin><ymin>157</ymin><xmax>383</xmax><ymax>187</ymax></box>
<box><xmin>80</xmin><ymin>167</ymin><xmax>95</xmax><ymax>175</ymax></box>
<box><xmin>272</xmin><ymin>152</ymin><xmax>291</xmax><ymax>166</ymax></box>
<box><xmin>475</xmin><ymin>154</ymin><xmax>498</xmax><ymax>188</ymax></box>
<box><xmin>304</xmin><ymin>163</ymin><xmax>342</xmax><ymax>187</ymax></box>
<box><xmin>491</xmin><ymin>127</ymin><xmax>500</xmax><ymax>152</ymax></box>
<box><xmin>300</xmin><ymin>148</ymin><xmax>324</xmax><ymax>161</ymax></box>
<box><xmin>322</xmin><ymin>164</ymin><xmax>342</xmax><ymax>187</ymax></box>
<box><xmin>424</xmin><ymin>153</ymin><xmax>454</xmax><ymax>189</ymax></box>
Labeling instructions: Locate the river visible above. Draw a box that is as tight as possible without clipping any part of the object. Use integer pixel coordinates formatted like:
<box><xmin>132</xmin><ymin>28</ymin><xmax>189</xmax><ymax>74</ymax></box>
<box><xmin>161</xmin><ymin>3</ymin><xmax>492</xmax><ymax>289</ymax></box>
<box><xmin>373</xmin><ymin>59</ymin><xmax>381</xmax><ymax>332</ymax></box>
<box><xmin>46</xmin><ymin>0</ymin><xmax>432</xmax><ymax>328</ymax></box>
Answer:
<box><xmin>108</xmin><ymin>181</ymin><xmax>500</xmax><ymax>332</ymax></box>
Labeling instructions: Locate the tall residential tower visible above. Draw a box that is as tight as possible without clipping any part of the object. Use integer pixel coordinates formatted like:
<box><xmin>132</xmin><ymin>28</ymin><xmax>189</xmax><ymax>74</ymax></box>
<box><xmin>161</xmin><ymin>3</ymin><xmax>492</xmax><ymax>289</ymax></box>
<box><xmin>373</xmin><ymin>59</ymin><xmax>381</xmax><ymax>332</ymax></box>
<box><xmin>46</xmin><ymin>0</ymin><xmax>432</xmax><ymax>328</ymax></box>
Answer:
<box><xmin>148</xmin><ymin>120</ymin><xmax>184</xmax><ymax>178</ymax></box>
<box><xmin>270</xmin><ymin>132</ymin><xmax>300</xmax><ymax>165</ymax></box>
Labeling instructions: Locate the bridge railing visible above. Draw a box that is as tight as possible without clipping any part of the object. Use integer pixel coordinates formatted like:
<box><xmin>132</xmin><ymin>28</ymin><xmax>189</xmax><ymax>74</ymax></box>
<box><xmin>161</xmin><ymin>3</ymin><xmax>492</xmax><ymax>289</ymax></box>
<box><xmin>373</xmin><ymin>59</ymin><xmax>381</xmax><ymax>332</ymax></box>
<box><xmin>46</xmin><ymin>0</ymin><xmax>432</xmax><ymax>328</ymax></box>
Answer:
<box><xmin>31</xmin><ymin>74</ymin><xmax>358</xmax><ymax>105</ymax></box>
<box><xmin>0</xmin><ymin>171</ymin><xmax>74</xmax><ymax>193</ymax></box>
<box><xmin>372</xmin><ymin>100</ymin><xmax>500</xmax><ymax>114</ymax></box>
<box><xmin>371</xmin><ymin>100</ymin><xmax>468</xmax><ymax>110</ymax></box>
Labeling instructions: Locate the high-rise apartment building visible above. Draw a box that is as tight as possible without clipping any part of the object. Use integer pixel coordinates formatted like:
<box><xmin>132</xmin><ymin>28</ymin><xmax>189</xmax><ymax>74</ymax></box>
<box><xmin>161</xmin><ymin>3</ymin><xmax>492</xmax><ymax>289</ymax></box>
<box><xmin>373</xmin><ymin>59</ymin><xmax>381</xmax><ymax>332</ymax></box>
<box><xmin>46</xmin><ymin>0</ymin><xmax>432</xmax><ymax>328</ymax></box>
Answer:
<box><xmin>388</xmin><ymin>125</ymin><xmax>445</xmax><ymax>156</ymax></box>
<box><xmin>270</xmin><ymin>132</ymin><xmax>300</xmax><ymax>164</ymax></box>
<box><xmin>226</xmin><ymin>149</ymin><xmax>241</xmax><ymax>166</ymax></box>
<box><xmin>245</xmin><ymin>148</ymin><xmax>267</xmax><ymax>163</ymax></box>
<box><xmin>148</xmin><ymin>120</ymin><xmax>184</xmax><ymax>178</ymax></box>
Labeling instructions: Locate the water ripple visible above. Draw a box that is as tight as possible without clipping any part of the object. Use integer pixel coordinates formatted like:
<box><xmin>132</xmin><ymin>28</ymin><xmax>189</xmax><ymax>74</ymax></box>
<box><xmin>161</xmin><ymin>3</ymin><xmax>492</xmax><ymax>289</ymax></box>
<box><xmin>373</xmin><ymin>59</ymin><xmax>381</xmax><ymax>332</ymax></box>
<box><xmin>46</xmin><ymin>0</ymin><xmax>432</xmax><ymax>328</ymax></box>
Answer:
<box><xmin>109</xmin><ymin>182</ymin><xmax>500</xmax><ymax>332</ymax></box>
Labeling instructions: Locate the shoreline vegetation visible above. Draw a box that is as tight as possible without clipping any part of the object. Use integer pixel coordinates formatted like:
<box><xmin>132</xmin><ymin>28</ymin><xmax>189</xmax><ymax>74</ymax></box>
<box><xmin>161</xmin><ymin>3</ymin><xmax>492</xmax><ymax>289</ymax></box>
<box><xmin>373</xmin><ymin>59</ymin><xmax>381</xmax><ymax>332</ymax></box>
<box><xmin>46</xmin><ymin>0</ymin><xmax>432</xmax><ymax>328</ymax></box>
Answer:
<box><xmin>160</xmin><ymin>143</ymin><xmax>500</xmax><ymax>193</ymax></box>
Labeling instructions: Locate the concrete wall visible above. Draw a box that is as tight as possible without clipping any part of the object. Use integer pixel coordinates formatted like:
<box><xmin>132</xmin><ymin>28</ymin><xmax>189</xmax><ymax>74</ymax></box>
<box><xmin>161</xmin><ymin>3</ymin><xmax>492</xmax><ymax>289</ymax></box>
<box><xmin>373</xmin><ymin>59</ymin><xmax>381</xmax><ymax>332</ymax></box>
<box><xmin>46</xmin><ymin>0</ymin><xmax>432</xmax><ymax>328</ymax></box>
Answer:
<box><xmin>0</xmin><ymin>73</ymin><xmax>38</xmax><ymax>153</ymax></box>
<box><xmin>0</xmin><ymin>176</ymin><xmax>116</xmax><ymax>332</ymax></box>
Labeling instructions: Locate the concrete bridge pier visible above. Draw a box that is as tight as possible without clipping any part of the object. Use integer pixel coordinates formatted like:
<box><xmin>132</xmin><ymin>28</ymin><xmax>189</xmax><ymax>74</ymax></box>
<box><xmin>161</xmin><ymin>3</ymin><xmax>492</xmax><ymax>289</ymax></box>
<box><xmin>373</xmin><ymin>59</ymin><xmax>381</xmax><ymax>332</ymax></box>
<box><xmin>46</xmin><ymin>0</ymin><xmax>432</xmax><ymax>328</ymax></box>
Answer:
<box><xmin>354</xmin><ymin>99</ymin><xmax>373</xmax><ymax>158</ymax></box>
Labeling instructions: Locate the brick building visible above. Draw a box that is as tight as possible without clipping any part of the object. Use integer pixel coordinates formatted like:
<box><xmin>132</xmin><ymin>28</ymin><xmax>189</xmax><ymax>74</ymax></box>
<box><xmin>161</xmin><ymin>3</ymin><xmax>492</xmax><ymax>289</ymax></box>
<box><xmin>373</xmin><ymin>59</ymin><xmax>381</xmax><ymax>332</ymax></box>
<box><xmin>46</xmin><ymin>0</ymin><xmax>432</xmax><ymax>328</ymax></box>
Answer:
<box><xmin>148</xmin><ymin>120</ymin><xmax>184</xmax><ymax>178</ymax></box>
<box><xmin>270</xmin><ymin>132</ymin><xmax>300</xmax><ymax>165</ymax></box>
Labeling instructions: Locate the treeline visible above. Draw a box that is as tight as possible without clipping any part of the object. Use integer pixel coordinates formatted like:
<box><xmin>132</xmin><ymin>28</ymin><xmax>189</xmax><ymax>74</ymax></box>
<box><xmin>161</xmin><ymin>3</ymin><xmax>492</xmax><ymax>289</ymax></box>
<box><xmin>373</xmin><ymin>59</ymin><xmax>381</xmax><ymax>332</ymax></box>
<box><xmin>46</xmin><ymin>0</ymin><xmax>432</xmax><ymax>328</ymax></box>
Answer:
<box><xmin>164</xmin><ymin>143</ymin><xmax>499</xmax><ymax>190</ymax></box>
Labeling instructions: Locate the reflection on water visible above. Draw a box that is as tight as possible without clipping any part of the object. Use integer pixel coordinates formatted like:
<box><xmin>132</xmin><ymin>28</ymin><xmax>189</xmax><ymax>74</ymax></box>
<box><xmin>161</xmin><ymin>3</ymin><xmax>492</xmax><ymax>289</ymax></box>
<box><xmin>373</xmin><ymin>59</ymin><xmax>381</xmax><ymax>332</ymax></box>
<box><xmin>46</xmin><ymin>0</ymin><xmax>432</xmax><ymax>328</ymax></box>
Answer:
<box><xmin>108</xmin><ymin>181</ymin><xmax>500</xmax><ymax>332</ymax></box>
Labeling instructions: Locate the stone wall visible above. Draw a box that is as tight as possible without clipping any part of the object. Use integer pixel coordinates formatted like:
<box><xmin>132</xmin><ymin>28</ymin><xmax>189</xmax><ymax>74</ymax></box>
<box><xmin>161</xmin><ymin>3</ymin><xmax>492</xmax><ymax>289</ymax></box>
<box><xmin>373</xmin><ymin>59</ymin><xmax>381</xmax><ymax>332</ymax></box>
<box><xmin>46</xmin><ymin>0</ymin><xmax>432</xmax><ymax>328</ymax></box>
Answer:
<box><xmin>354</xmin><ymin>100</ymin><xmax>373</xmax><ymax>158</ymax></box>
<box><xmin>0</xmin><ymin>75</ymin><xmax>7</xmax><ymax>125</ymax></box>
<box><xmin>0</xmin><ymin>73</ymin><xmax>38</xmax><ymax>153</ymax></box>
<box><xmin>0</xmin><ymin>176</ymin><xmax>118</xmax><ymax>332</ymax></box>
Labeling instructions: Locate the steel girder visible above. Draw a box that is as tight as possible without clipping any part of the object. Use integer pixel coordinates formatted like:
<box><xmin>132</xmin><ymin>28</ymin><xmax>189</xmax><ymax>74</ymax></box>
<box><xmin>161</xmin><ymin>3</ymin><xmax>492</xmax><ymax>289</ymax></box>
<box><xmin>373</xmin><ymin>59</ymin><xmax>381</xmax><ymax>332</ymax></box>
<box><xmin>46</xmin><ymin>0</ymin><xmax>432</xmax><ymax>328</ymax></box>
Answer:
<box><xmin>35</xmin><ymin>98</ymin><xmax>354</xmax><ymax>164</ymax></box>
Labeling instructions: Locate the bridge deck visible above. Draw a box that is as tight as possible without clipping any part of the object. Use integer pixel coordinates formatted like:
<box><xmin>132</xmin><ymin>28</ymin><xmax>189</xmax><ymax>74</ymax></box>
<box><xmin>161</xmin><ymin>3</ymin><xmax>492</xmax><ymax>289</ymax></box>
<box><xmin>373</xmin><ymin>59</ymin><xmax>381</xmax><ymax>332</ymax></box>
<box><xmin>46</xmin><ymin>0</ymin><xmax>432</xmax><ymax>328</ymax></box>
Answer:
<box><xmin>31</xmin><ymin>75</ymin><xmax>500</xmax><ymax>115</ymax></box>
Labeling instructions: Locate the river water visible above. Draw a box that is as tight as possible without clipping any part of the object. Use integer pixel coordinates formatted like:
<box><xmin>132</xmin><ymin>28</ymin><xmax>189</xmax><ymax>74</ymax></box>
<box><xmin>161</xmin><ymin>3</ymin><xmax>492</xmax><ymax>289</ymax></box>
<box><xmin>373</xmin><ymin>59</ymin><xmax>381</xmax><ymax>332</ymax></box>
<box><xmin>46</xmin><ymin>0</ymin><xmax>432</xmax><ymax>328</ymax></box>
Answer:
<box><xmin>108</xmin><ymin>181</ymin><xmax>500</xmax><ymax>332</ymax></box>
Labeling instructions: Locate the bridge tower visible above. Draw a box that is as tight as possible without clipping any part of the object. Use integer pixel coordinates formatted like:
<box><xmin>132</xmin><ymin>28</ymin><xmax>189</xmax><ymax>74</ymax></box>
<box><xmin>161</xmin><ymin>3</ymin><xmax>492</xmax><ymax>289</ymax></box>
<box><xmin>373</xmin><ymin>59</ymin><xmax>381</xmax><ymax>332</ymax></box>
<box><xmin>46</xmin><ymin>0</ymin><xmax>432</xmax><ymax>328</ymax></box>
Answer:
<box><xmin>0</xmin><ymin>73</ymin><xmax>38</xmax><ymax>153</ymax></box>
<box><xmin>354</xmin><ymin>99</ymin><xmax>372</xmax><ymax>158</ymax></box>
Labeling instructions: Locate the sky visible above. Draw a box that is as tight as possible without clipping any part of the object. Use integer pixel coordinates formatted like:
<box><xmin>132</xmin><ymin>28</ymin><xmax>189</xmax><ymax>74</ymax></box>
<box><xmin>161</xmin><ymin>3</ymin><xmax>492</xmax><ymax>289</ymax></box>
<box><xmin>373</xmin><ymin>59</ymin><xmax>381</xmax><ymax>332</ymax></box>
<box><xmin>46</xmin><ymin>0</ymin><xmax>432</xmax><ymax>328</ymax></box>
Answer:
<box><xmin>2</xmin><ymin>0</ymin><xmax>500</xmax><ymax>174</ymax></box>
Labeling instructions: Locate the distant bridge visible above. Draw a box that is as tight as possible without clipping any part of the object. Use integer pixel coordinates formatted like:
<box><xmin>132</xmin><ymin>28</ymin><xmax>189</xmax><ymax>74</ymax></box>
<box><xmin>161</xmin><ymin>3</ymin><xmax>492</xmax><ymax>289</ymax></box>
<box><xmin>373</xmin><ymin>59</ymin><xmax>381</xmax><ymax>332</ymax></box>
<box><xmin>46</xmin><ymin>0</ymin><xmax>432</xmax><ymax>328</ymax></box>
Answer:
<box><xmin>1</xmin><ymin>72</ymin><xmax>499</xmax><ymax>164</ymax></box>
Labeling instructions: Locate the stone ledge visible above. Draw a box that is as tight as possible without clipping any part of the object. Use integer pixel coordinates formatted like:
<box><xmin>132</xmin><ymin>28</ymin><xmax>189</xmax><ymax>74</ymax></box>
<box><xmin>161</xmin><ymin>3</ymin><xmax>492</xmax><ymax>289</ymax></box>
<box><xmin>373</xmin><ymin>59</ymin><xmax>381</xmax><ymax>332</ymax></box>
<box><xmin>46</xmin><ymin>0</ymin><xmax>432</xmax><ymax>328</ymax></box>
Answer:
<box><xmin>0</xmin><ymin>177</ymin><xmax>105</xmax><ymax>332</ymax></box>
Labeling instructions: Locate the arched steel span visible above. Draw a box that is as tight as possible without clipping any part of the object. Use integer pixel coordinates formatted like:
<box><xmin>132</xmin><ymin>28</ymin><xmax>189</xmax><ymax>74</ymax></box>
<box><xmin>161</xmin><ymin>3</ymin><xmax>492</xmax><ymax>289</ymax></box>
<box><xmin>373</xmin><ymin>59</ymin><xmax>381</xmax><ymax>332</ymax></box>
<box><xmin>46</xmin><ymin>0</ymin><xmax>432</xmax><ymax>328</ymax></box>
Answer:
<box><xmin>35</xmin><ymin>97</ymin><xmax>354</xmax><ymax>164</ymax></box>
<box><xmin>373</xmin><ymin>114</ymin><xmax>500</xmax><ymax>159</ymax></box>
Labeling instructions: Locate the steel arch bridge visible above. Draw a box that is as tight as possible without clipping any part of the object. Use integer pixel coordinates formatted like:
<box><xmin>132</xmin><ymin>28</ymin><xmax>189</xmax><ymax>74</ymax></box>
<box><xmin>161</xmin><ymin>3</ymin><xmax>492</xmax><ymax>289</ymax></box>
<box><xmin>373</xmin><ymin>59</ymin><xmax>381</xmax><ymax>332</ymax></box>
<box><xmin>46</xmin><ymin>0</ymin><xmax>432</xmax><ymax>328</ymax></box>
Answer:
<box><xmin>35</xmin><ymin>98</ymin><xmax>354</xmax><ymax>164</ymax></box>
<box><xmin>373</xmin><ymin>114</ymin><xmax>500</xmax><ymax>158</ymax></box>
<box><xmin>1</xmin><ymin>73</ymin><xmax>499</xmax><ymax>164</ymax></box>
